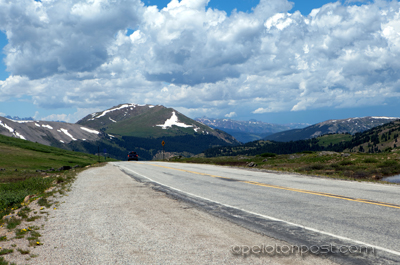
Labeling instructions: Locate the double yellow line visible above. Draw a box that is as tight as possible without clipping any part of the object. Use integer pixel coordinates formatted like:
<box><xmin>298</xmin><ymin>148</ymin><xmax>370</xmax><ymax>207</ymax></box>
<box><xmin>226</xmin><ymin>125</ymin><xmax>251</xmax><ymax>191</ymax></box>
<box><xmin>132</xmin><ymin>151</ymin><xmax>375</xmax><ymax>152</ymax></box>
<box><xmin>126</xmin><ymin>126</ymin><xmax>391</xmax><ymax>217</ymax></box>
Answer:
<box><xmin>139</xmin><ymin>162</ymin><xmax>400</xmax><ymax>210</ymax></box>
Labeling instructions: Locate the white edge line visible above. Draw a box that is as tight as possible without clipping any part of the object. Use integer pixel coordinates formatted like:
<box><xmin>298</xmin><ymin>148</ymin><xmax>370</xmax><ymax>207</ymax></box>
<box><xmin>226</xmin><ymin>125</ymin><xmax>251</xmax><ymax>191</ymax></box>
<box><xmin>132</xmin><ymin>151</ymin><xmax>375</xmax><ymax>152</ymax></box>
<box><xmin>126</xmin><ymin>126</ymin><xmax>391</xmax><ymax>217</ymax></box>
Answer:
<box><xmin>117</xmin><ymin>164</ymin><xmax>400</xmax><ymax>257</ymax></box>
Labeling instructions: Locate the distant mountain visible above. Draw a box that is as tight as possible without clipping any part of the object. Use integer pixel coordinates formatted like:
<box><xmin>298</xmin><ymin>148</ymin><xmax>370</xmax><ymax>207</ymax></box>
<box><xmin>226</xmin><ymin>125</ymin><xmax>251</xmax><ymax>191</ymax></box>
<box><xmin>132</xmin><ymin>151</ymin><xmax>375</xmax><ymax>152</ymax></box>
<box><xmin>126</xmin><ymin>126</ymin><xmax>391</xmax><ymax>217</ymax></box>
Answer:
<box><xmin>195</xmin><ymin>117</ymin><xmax>309</xmax><ymax>143</ymax></box>
<box><xmin>4</xmin><ymin>115</ymin><xmax>34</xmax><ymax>121</ymax></box>
<box><xmin>264</xmin><ymin>116</ymin><xmax>400</xmax><ymax>142</ymax></box>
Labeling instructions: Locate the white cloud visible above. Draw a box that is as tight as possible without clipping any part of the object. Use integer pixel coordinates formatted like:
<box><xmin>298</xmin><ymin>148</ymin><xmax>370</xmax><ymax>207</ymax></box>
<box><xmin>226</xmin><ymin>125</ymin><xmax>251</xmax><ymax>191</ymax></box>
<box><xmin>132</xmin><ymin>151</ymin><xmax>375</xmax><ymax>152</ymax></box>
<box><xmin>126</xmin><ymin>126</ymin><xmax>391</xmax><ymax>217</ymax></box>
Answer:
<box><xmin>225</xmin><ymin>112</ymin><xmax>237</xmax><ymax>118</ymax></box>
<box><xmin>0</xmin><ymin>0</ymin><xmax>400</xmax><ymax>121</ymax></box>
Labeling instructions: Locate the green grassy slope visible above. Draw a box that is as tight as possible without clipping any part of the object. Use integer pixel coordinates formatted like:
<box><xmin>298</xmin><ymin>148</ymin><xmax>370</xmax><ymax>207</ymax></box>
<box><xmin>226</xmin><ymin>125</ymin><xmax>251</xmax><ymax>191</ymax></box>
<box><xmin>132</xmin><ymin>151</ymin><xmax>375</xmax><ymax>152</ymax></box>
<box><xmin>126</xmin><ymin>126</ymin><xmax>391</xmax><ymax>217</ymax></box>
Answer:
<box><xmin>0</xmin><ymin>134</ymin><xmax>101</xmax><ymax>183</ymax></box>
<box><xmin>0</xmin><ymin>134</ymin><xmax>107</xmax><ymax>222</ymax></box>
<box><xmin>317</xmin><ymin>134</ymin><xmax>352</xmax><ymax>147</ymax></box>
<box><xmin>105</xmin><ymin>107</ymin><xmax>212</xmax><ymax>137</ymax></box>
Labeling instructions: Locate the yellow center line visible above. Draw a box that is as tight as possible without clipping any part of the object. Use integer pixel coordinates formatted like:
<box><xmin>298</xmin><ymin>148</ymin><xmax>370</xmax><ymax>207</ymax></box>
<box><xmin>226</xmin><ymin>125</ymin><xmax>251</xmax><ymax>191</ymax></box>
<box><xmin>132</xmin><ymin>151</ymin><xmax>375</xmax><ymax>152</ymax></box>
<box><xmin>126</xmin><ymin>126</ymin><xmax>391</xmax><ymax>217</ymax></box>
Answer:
<box><xmin>137</xmin><ymin>162</ymin><xmax>400</xmax><ymax>210</ymax></box>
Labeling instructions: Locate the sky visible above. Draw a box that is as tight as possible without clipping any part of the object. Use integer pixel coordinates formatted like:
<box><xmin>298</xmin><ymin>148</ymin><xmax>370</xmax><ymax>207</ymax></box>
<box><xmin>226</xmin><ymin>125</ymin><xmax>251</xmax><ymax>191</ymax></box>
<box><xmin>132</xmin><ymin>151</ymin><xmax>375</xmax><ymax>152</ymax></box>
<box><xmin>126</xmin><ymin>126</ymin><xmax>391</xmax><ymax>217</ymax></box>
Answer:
<box><xmin>0</xmin><ymin>0</ymin><xmax>399</xmax><ymax>125</ymax></box>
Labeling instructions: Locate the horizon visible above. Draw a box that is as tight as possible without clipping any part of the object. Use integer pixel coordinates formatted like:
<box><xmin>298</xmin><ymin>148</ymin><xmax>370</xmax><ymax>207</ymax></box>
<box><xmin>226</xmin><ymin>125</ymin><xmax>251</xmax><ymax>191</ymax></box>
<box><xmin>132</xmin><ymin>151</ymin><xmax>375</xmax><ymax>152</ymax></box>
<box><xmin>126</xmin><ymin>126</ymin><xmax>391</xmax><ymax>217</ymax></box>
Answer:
<box><xmin>1</xmin><ymin>0</ymin><xmax>399</xmax><ymax>125</ymax></box>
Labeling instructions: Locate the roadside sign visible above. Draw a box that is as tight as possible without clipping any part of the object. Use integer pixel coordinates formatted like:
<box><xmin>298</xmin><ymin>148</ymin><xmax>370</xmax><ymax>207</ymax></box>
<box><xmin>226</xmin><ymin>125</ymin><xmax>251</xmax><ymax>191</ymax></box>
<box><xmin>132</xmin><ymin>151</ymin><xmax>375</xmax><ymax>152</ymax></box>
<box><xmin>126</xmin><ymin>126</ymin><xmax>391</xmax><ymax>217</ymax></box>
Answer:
<box><xmin>162</xmin><ymin>141</ymin><xmax>165</xmax><ymax>146</ymax></box>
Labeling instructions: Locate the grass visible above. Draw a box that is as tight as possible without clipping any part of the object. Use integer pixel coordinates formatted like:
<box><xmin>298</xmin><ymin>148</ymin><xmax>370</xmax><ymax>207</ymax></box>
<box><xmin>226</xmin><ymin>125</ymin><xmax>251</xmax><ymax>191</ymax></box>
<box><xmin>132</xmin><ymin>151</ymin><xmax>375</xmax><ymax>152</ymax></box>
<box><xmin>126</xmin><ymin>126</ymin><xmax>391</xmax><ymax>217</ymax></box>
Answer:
<box><xmin>0</xmin><ymin>134</ymin><xmax>103</xmax><ymax>220</ymax></box>
<box><xmin>17</xmin><ymin>249</ymin><xmax>30</xmax><ymax>255</ymax></box>
<box><xmin>317</xmin><ymin>134</ymin><xmax>353</xmax><ymax>147</ymax></box>
<box><xmin>0</xmin><ymin>134</ymin><xmax>99</xmax><ymax>183</ymax></box>
<box><xmin>170</xmin><ymin>151</ymin><xmax>400</xmax><ymax>181</ymax></box>
<box><xmin>0</xmin><ymin>249</ymin><xmax>13</xmax><ymax>256</ymax></box>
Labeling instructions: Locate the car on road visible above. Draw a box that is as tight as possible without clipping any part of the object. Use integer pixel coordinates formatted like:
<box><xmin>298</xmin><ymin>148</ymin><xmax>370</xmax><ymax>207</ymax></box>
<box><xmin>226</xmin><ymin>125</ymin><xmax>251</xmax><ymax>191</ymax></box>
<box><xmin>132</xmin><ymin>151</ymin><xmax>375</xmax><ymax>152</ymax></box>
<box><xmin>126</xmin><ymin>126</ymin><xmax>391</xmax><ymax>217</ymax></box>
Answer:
<box><xmin>128</xmin><ymin>151</ymin><xmax>139</xmax><ymax>161</ymax></box>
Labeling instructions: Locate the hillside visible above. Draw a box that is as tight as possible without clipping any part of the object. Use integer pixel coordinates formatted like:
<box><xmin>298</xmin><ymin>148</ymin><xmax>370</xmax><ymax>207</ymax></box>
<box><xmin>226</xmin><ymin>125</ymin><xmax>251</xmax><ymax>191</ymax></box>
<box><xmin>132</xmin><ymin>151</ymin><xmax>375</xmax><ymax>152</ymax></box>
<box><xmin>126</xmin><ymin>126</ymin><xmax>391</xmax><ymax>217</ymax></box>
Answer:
<box><xmin>0</xmin><ymin>134</ymin><xmax>100</xmax><ymax>183</ymax></box>
<box><xmin>77</xmin><ymin>104</ymin><xmax>238</xmax><ymax>143</ymax></box>
<box><xmin>196</xmin><ymin>117</ymin><xmax>309</xmax><ymax>143</ymax></box>
<box><xmin>264</xmin><ymin>116</ymin><xmax>399</xmax><ymax>142</ymax></box>
<box><xmin>0</xmin><ymin>116</ymin><xmax>102</xmax><ymax>146</ymax></box>
<box><xmin>0</xmin><ymin>104</ymin><xmax>240</xmax><ymax>161</ymax></box>
<box><xmin>204</xmin><ymin>120</ymin><xmax>400</xmax><ymax>157</ymax></box>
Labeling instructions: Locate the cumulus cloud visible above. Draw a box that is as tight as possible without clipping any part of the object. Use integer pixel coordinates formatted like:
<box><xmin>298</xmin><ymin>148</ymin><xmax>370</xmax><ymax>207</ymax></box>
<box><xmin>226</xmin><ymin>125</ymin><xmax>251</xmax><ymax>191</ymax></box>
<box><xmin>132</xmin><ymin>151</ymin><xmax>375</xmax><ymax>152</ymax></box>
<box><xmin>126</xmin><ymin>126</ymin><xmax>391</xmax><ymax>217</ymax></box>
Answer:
<box><xmin>225</xmin><ymin>112</ymin><xmax>237</xmax><ymax>118</ymax></box>
<box><xmin>0</xmin><ymin>0</ymin><xmax>400</xmax><ymax>121</ymax></box>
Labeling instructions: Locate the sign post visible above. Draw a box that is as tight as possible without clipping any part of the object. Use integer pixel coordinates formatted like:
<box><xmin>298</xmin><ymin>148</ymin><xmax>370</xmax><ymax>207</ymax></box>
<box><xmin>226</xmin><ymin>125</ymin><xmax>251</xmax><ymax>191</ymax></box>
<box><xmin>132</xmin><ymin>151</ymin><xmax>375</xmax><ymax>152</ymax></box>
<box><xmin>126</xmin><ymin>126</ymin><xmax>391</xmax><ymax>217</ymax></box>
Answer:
<box><xmin>161</xmin><ymin>141</ymin><xmax>165</xmax><ymax>161</ymax></box>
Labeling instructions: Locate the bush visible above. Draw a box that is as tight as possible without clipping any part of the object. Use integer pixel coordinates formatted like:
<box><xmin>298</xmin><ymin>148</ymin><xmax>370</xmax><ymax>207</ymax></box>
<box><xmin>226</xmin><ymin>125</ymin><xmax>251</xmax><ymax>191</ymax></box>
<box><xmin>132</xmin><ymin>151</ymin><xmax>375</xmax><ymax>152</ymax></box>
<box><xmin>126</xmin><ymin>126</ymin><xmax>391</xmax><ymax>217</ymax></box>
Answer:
<box><xmin>378</xmin><ymin>160</ymin><xmax>398</xmax><ymax>167</ymax></box>
<box><xmin>363</xmin><ymin>158</ymin><xmax>378</xmax><ymax>163</ymax></box>
<box><xmin>260</xmin><ymin>152</ymin><xmax>276</xmax><ymax>158</ymax></box>
<box><xmin>340</xmin><ymin>160</ymin><xmax>354</xmax><ymax>166</ymax></box>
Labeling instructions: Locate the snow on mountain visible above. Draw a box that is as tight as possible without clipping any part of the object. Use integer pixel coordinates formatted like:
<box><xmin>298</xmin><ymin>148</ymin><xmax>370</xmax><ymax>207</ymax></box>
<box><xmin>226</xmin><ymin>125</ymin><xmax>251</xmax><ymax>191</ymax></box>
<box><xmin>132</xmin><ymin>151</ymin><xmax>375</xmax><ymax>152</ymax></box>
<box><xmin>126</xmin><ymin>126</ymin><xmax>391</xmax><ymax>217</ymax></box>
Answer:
<box><xmin>0</xmin><ymin>116</ymin><xmax>101</xmax><ymax>145</ymax></box>
<box><xmin>265</xmin><ymin>116</ymin><xmax>400</xmax><ymax>142</ymax></box>
<box><xmin>156</xmin><ymin>111</ymin><xmax>193</xmax><ymax>129</ymax></box>
<box><xmin>88</xmin><ymin>103</ymin><xmax>156</xmax><ymax>121</ymax></box>
<box><xmin>80</xmin><ymin>127</ymin><xmax>100</xmax><ymax>134</ymax></box>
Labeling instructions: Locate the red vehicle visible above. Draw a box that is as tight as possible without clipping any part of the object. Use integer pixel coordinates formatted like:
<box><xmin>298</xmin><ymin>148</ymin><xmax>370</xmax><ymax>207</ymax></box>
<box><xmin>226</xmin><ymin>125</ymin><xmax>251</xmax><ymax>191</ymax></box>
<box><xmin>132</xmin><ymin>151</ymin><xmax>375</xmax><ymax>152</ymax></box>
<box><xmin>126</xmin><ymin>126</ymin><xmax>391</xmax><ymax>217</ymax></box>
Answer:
<box><xmin>127</xmin><ymin>151</ymin><xmax>139</xmax><ymax>161</ymax></box>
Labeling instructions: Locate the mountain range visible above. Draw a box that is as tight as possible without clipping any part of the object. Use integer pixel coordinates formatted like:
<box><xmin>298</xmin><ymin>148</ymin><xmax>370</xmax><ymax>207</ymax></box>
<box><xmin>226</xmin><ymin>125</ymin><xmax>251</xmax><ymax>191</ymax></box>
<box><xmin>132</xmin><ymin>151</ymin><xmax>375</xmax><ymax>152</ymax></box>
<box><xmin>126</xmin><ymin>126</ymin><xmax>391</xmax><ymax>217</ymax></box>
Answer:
<box><xmin>0</xmin><ymin>104</ymin><xmax>239</xmax><ymax>160</ymax></box>
<box><xmin>1</xmin><ymin>103</ymin><xmax>399</xmax><ymax>160</ymax></box>
<box><xmin>195</xmin><ymin>117</ymin><xmax>310</xmax><ymax>143</ymax></box>
<box><xmin>264</xmin><ymin>116</ymin><xmax>400</xmax><ymax>142</ymax></box>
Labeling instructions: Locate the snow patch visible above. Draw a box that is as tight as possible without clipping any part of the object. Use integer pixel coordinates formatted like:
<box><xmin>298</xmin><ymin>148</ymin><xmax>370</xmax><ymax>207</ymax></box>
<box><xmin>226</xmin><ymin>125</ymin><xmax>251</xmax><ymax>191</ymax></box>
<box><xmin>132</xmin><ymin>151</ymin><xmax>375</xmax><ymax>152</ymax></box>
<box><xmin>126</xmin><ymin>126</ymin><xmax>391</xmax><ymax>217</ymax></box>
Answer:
<box><xmin>95</xmin><ymin>103</ymin><xmax>137</xmax><ymax>119</ymax></box>
<box><xmin>156</xmin><ymin>111</ymin><xmax>193</xmax><ymax>129</ymax></box>
<box><xmin>60</xmin><ymin>140</ymin><xmax>65</xmax><ymax>143</ymax></box>
<box><xmin>59</xmin><ymin>128</ymin><xmax>77</xmax><ymax>141</ymax></box>
<box><xmin>35</xmin><ymin>123</ymin><xmax>40</xmax><ymax>127</ymax></box>
<box><xmin>15</xmin><ymin>132</ymin><xmax>26</xmax><ymax>140</ymax></box>
<box><xmin>149</xmin><ymin>105</ymin><xmax>154</xmax><ymax>108</ymax></box>
<box><xmin>0</xmin><ymin>120</ymin><xmax>14</xmax><ymax>133</ymax></box>
<box><xmin>42</xmin><ymin>124</ymin><xmax>53</xmax><ymax>130</ymax></box>
<box><xmin>80</xmin><ymin>127</ymin><xmax>100</xmax><ymax>134</ymax></box>
<box><xmin>371</xmin><ymin>116</ymin><xmax>399</xmax><ymax>120</ymax></box>
<box><xmin>109</xmin><ymin>117</ymin><xmax>117</xmax><ymax>123</ymax></box>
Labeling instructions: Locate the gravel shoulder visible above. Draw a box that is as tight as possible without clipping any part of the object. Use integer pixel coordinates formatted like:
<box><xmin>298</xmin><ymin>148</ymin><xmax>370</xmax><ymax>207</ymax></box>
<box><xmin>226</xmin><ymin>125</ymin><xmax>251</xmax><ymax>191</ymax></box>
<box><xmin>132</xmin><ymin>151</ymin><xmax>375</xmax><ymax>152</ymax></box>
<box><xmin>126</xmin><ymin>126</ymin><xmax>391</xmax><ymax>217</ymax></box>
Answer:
<box><xmin>4</xmin><ymin>163</ymin><xmax>337</xmax><ymax>264</ymax></box>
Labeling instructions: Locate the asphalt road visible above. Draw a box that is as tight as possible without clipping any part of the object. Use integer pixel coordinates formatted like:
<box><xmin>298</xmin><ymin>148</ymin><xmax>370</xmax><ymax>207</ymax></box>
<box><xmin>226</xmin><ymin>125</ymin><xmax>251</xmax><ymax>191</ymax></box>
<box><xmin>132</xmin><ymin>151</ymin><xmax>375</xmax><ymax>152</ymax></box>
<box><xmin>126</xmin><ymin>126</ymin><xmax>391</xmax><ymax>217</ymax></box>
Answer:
<box><xmin>114</xmin><ymin>161</ymin><xmax>400</xmax><ymax>264</ymax></box>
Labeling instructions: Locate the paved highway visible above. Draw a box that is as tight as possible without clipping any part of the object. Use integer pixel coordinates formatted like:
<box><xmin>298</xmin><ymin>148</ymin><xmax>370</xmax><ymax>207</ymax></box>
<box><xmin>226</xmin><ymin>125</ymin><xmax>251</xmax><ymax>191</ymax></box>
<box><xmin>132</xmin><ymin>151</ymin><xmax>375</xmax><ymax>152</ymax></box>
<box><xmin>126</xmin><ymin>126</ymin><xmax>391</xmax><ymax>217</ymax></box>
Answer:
<box><xmin>113</xmin><ymin>161</ymin><xmax>400</xmax><ymax>264</ymax></box>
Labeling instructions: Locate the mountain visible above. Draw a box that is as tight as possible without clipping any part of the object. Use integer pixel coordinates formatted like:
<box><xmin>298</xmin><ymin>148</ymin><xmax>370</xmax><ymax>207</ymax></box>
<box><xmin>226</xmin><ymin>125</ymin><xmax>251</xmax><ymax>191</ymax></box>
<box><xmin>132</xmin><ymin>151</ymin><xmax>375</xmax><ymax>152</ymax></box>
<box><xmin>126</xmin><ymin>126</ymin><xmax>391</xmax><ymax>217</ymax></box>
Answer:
<box><xmin>0</xmin><ymin>104</ymin><xmax>239</xmax><ymax>161</ymax></box>
<box><xmin>77</xmin><ymin>104</ymin><xmax>238</xmax><ymax>144</ymax></box>
<box><xmin>204</xmin><ymin>120</ymin><xmax>400</xmax><ymax>157</ymax></box>
<box><xmin>264</xmin><ymin>116</ymin><xmax>400</xmax><ymax>142</ymax></box>
<box><xmin>195</xmin><ymin>117</ymin><xmax>309</xmax><ymax>143</ymax></box>
<box><xmin>0</xmin><ymin>116</ymin><xmax>102</xmax><ymax>146</ymax></box>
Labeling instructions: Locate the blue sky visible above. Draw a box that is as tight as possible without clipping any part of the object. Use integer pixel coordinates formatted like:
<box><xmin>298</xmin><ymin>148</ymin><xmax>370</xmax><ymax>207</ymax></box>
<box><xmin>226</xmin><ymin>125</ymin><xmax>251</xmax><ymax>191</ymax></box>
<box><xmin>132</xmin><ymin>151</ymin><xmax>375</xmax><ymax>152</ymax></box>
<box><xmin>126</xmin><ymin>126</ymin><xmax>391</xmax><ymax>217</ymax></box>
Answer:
<box><xmin>0</xmin><ymin>0</ymin><xmax>399</xmax><ymax>124</ymax></box>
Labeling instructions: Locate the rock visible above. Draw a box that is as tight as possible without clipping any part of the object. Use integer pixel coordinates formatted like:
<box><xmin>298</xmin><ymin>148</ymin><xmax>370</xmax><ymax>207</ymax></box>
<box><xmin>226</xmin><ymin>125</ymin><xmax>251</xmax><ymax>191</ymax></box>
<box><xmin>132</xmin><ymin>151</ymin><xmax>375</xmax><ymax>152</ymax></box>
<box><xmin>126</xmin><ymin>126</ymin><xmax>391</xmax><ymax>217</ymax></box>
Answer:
<box><xmin>247</xmin><ymin>162</ymin><xmax>257</xmax><ymax>167</ymax></box>
<box><xmin>57</xmin><ymin>166</ymin><xmax>71</xmax><ymax>171</ymax></box>
<box><xmin>23</xmin><ymin>195</ymin><xmax>35</xmax><ymax>204</ymax></box>
<box><xmin>341</xmin><ymin>153</ymin><xmax>351</xmax><ymax>157</ymax></box>
<box><xmin>262</xmin><ymin>159</ymin><xmax>268</xmax><ymax>162</ymax></box>
<box><xmin>289</xmin><ymin>154</ymin><xmax>304</xmax><ymax>159</ymax></box>
<box><xmin>14</xmin><ymin>169</ymin><xmax>18</xmax><ymax>172</ymax></box>
<box><xmin>73</xmin><ymin>165</ymin><xmax>80</xmax><ymax>168</ymax></box>
<box><xmin>318</xmin><ymin>151</ymin><xmax>338</xmax><ymax>156</ymax></box>
<box><xmin>0</xmin><ymin>168</ymin><xmax>5</xmax><ymax>171</ymax></box>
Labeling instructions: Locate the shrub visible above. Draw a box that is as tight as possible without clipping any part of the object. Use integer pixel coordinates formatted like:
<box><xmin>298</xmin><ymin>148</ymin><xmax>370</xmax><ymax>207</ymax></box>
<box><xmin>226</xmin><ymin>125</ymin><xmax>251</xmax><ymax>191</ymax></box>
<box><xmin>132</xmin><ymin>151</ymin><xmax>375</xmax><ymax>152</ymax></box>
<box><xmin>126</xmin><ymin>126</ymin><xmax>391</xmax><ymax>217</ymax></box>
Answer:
<box><xmin>310</xmin><ymin>164</ymin><xmax>325</xmax><ymax>170</ymax></box>
<box><xmin>260</xmin><ymin>153</ymin><xmax>276</xmax><ymax>158</ymax></box>
<box><xmin>378</xmin><ymin>160</ymin><xmax>398</xmax><ymax>168</ymax></box>
<box><xmin>363</xmin><ymin>158</ymin><xmax>378</xmax><ymax>163</ymax></box>
<box><xmin>340</xmin><ymin>160</ymin><xmax>354</xmax><ymax>166</ymax></box>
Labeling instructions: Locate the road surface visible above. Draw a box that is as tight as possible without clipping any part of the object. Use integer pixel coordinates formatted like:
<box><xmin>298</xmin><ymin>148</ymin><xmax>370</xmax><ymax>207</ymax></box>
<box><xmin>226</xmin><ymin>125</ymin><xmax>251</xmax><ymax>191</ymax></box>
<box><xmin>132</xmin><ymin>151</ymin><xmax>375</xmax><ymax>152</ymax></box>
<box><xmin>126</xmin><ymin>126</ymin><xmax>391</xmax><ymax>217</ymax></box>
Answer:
<box><xmin>115</xmin><ymin>161</ymin><xmax>400</xmax><ymax>264</ymax></box>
